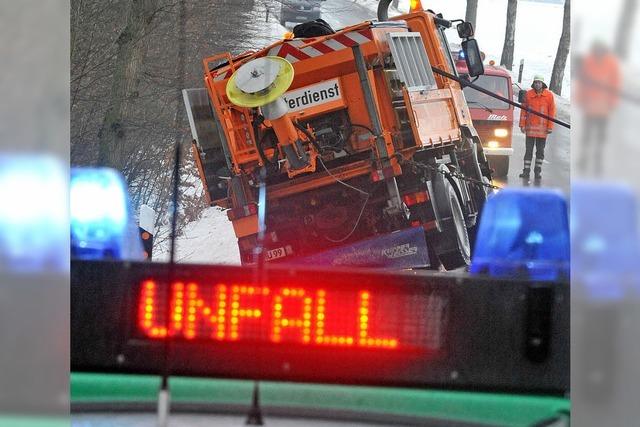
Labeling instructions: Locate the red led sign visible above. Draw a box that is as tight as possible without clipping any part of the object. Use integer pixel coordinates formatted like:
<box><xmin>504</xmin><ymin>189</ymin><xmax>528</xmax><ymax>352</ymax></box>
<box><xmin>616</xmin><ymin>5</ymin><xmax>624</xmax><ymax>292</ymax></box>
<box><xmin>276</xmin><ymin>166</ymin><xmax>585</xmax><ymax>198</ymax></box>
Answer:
<box><xmin>138</xmin><ymin>280</ymin><xmax>446</xmax><ymax>352</ymax></box>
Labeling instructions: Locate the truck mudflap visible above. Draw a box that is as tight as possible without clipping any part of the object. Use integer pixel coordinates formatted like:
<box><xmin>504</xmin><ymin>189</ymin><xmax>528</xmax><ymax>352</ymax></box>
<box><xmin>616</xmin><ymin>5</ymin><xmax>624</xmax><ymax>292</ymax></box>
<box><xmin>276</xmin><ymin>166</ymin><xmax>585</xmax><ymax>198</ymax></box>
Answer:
<box><xmin>293</xmin><ymin>226</ymin><xmax>430</xmax><ymax>269</ymax></box>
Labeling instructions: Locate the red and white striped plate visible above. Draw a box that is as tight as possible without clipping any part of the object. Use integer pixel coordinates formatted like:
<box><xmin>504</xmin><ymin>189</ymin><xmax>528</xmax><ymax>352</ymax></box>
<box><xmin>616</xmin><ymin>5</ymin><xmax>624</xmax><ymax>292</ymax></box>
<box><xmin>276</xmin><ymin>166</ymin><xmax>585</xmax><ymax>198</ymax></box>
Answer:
<box><xmin>213</xmin><ymin>28</ymin><xmax>374</xmax><ymax>81</ymax></box>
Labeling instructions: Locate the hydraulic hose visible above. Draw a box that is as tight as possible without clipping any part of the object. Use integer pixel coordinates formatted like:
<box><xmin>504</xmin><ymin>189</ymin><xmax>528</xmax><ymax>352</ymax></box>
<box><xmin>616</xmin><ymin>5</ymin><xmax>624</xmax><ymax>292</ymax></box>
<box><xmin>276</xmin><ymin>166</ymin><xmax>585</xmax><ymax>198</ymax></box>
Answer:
<box><xmin>293</xmin><ymin>120</ymin><xmax>323</xmax><ymax>153</ymax></box>
<box><xmin>377</xmin><ymin>0</ymin><xmax>392</xmax><ymax>21</ymax></box>
<box><xmin>257</xmin><ymin>131</ymin><xmax>278</xmax><ymax>166</ymax></box>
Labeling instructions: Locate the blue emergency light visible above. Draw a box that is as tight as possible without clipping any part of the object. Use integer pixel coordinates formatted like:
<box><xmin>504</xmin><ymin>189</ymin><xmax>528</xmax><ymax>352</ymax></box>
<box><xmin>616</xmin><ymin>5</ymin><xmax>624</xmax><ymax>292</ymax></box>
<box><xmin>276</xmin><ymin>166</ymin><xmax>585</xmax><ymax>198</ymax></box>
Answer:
<box><xmin>571</xmin><ymin>181</ymin><xmax>640</xmax><ymax>299</ymax></box>
<box><xmin>470</xmin><ymin>188</ymin><xmax>569</xmax><ymax>281</ymax></box>
<box><xmin>70</xmin><ymin>167</ymin><xmax>144</xmax><ymax>261</ymax></box>
<box><xmin>0</xmin><ymin>155</ymin><xmax>68</xmax><ymax>272</ymax></box>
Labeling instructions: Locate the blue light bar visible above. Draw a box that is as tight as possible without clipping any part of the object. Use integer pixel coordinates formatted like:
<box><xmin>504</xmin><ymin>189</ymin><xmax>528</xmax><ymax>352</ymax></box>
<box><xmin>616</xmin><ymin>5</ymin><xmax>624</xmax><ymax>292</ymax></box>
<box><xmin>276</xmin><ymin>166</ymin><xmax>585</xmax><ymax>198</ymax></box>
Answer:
<box><xmin>0</xmin><ymin>155</ymin><xmax>68</xmax><ymax>273</ymax></box>
<box><xmin>470</xmin><ymin>188</ymin><xmax>569</xmax><ymax>281</ymax></box>
<box><xmin>571</xmin><ymin>181</ymin><xmax>640</xmax><ymax>300</ymax></box>
<box><xmin>70</xmin><ymin>167</ymin><xmax>144</xmax><ymax>261</ymax></box>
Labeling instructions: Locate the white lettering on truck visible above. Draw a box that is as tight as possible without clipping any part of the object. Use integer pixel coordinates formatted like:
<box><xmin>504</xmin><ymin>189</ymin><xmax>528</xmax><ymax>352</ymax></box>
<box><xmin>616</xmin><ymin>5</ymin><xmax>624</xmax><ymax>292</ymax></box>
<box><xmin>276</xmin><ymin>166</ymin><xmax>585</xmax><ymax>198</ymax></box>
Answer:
<box><xmin>382</xmin><ymin>243</ymin><xmax>418</xmax><ymax>259</ymax></box>
<box><xmin>487</xmin><ymin>114</ymin><xmax>508</xmax><ymax>121</ymax></box>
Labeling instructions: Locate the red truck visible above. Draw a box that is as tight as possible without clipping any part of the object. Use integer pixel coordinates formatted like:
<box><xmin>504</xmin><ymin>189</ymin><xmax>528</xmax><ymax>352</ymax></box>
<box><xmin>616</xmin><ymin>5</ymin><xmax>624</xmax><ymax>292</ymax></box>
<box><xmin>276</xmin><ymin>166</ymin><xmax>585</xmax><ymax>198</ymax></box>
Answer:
<box><xmin>456</xmin><ymin>58</ymin><xmax>514</xmax><ymax>177</ymax></box>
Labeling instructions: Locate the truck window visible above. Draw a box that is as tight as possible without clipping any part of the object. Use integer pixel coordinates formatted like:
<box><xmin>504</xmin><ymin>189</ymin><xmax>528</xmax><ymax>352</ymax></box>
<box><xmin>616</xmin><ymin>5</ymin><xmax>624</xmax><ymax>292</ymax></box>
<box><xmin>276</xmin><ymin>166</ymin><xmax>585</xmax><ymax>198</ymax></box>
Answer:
<box><xmin>463</xmin><ymin>75</ymin><xmax>510</xmax><ymax>110</ymax></box>
<box><xmin>437</xmin><ymin>28</ymin><xmax>457</xmax><ymax>75</ymax></box>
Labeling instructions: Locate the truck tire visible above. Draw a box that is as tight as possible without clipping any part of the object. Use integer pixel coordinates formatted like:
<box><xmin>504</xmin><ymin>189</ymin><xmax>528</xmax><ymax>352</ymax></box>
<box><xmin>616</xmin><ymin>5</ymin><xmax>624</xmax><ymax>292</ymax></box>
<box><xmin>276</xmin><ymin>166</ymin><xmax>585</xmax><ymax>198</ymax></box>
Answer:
<box><xmin>467</xmin><ymin>175</ymin><xmax>494</xmax><ymax>251</ymax></box>
<box><xmin>432</xmin><ymin>175</ymin><xmax>471</xmax><ymax>270</ymax></box>
<box><xmin>488</xmin><ymin>155</ymin><xmax>509</xmax><ymax>177</ymax></box>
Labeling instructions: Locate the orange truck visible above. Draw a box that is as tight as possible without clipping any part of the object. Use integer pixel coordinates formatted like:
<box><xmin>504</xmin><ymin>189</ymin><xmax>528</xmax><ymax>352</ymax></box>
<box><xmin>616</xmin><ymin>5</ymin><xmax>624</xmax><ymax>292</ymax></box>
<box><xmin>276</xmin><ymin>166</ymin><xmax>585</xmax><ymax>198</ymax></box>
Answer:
<box><xmin>456</xmin><ymin>57</ymin><xmax>514</xmax><ymax>176</ymax></box>
<box><xmin>183</xmin><ymin>1</ymin><xmax>493</xmax><ymax>270</ymax></box>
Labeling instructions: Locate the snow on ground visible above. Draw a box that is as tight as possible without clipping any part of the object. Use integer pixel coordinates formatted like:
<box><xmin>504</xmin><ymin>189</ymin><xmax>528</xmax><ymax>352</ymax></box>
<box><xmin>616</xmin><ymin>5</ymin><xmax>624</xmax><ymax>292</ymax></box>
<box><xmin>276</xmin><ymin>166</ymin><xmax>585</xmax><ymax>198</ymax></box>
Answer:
<box><xmin>244</xmin><ymin>1</ymin><xmax>289</xmax><ymax>48</ymax></box>
<box><xmin>154</xmin><ymin>206</ymin><xmax>240</xmax><ymax>265</ymax></box>
<box><xmin>152</xmin><ymin>2</ymin><xmax>288</xmax><ymax>265</ymax></box>
<box><xmin>555</xmin><ymin>91</ymin><xmax>570</xmax><ymax>122</ymax></box>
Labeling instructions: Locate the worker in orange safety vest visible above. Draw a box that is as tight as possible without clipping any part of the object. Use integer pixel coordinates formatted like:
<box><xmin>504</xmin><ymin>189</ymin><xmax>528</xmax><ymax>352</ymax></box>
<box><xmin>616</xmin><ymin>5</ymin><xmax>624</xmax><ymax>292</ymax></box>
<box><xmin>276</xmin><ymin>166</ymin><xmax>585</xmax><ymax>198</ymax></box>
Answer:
<box><xmin>575</xmin><ymin>41</ymin><xmax>621</xmax><ymax>175</ymax></box>
<box><xmin>518</xmin><ymin>75</ymin><xmax>556</xmax><ymax>181</ymax></box>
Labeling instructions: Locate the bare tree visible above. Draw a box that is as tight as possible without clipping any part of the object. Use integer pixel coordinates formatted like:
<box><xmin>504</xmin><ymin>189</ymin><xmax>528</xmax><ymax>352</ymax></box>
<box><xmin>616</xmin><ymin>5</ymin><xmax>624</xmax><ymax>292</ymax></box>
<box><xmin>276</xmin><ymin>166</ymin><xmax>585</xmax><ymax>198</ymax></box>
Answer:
<box><xmin>97</xmin><ymin>0</ymin><xmax>160</xmax><ymax>169</ymax></box>
<box><xmin>465</xmin><ymin>0</ymin><xmax>478</xmax><ymax>30</ymax></box>
<box><xmin>549</xmin><ymin>0</ymin><xmax>570</xmax><ymax>95</ymax></box>
<box><xmin>500</xmin><ymin>0</ymin><xmax>518</xmax><ymax>70</ymax></box>
<box><xmin>71</xmin><ymin>0</ymin><xmax>128</xmax><ymax>166</ymax></box>
<box><xmin>71</xmin><ymin>0</ymin><xmax>266</xmax><ymax>249</ymax></box>
<box><xmin>615</xmin><ymin>0</ymin><xmax>637</xmax><ymax>59</ymax></box>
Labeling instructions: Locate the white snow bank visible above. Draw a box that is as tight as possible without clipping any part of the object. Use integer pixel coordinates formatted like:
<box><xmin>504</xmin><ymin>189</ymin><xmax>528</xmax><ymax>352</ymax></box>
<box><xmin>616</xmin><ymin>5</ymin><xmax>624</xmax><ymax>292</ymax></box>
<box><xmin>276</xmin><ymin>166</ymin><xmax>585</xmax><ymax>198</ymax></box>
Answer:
<box><xmin>357</xmin><ymin>0</ymin><xmax>403</xmax><ymax>15</ymax></box>
<box><xmin>154</xmin><ymin>206</ymin><xmax>240</xmax><ymax>265</ymax></box>
<box><xmin>555</xmin><ymin>93</ymin><xmax>570</xmax><ymax>123</ymax></box>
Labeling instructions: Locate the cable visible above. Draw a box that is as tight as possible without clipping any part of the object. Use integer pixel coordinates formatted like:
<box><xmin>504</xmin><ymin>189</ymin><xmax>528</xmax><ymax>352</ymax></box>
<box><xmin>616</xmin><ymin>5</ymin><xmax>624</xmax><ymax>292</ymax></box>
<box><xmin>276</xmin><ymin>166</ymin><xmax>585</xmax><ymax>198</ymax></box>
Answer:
<box><xmin>317</xmin><ymin>157</ymin><xmax>369</xmax><ymax>243</ymax></box>
<box><xmin>292</xmin><ymin>120</ymin><xmax>370</xmax><ymax>243</ymax></box>
<box><xmin>317</xmin><ymin>149</ymin><xmax>370</xmax><ymax>244</ymax></box>
<box><xmin>350</xmin><ymin>123</ymin><xmax>375</xmax><ymax>135</ymax></box>
<box><xmin>292</xmin><ymin>118</ymin><xmax>369</xmax><ymax>195</ymax></box>
<box><xmin>432</xmin><ymin>65</ymin><xmax>571</xmax><ymax>129</ymax></box>
<box><xmin>393</xmin><ymin>152</ymin><xmax>499</xmax><ymax>191</ymax></box>
<box><xmin>293</xmin><ymin>120</ymin><xmax>323</xmax><ymax>153</ymax></box>
<box><xmin>317</xmin><ymin>156</ymin><xmax>368</xmax><ymax>197</ymax></box>
<box><xmin>323</xmin><ymin>192</ymin><xmax>369</xmax><ymax>243</ymax></box>
<box><xmin>252</xmin><ymin>114</ymin><xmax>279</xmax><ymax>168</ymax></box>
<box><xmin>257</xmin><ymin>130</ymin><xmax>278</xmax><ymax>165</ymax></box>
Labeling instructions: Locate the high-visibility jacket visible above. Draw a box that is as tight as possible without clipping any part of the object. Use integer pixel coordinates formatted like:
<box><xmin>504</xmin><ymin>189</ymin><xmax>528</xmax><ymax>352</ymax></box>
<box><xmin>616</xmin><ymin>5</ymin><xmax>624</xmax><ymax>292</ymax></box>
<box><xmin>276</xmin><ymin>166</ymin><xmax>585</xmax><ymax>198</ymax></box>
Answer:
<box><xmin>576</xmin><ymin>53</ymin><xmax>620</xmax><ymax>117</ymax></box>
<box><xmin>519</xmin><ymin>88</ymin><xmax>556</xmax><ymax>138</ymax></box>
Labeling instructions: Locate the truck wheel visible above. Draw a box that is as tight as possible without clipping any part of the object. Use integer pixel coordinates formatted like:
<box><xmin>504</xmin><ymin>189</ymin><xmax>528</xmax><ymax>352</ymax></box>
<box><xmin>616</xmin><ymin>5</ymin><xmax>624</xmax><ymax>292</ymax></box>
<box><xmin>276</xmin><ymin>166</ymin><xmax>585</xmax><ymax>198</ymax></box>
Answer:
<box><xmin>432</xmin><ymin>176</ymin><xmax>471</xmax><ymax>270</ymax></box>
<box><xmin>488</xmin><ymin>155</ymin><xmax>509</xmax><ymax>177</ymax></box>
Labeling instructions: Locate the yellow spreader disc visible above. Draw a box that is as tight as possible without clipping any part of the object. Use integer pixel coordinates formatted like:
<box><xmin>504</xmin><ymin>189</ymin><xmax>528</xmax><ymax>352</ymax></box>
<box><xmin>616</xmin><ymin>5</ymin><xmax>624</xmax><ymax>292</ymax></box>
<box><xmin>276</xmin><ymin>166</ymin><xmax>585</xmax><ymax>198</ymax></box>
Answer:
<box><xmin>226</xmin><ymin>56</ymin><xmax>295</xmax><ymax>108</ymax></box>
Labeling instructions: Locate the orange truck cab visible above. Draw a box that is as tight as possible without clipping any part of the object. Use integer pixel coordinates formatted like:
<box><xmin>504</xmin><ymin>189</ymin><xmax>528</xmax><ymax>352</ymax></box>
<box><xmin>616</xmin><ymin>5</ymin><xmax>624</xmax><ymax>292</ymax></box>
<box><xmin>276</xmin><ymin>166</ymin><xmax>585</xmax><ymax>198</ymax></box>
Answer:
<box><xmin>456</xmin><ymin>58</ymin><xmax>514</xmax><ymax>176</ymax></box>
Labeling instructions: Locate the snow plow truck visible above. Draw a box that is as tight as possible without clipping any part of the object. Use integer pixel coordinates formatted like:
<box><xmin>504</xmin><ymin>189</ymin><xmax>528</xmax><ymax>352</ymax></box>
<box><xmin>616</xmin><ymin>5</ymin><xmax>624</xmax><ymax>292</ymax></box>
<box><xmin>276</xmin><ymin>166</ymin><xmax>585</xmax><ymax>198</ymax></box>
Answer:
<box><xmin>183</xmin><ymin>0</ymin><xmax>494</xmax><ymax>270</ymax></box>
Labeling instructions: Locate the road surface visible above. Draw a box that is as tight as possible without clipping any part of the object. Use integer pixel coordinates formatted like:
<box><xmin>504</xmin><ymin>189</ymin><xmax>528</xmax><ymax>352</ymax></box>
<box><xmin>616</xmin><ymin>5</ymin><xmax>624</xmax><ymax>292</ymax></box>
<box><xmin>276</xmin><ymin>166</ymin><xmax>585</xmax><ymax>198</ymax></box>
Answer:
<box><xmin>574</xmin><ymin>65</ymin><xmax>640</xmax><ymax>196</ymax></box>
<box><xmin>321</xmin><ymin>0</ymin><xmax>393</xmax><ymax>28</ymax></box>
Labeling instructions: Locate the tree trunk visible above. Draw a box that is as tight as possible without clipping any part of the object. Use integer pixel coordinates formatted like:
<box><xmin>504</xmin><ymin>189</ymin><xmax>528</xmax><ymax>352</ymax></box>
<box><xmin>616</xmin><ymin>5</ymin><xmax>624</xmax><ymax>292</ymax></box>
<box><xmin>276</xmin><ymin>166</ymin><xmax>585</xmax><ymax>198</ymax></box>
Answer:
<box><xmin>500</xmin><ymin>0</ymin><xmax>518</xmax><ymax>70</ymax></box>
<box><xmin>465</xmin><ymin>0</ymin><xmax>478</xmax><ymax>30</ymax></box>
<box><xmin>615</xmin><ymin>0</ymin><xmax>637</xmax><ymax>59</ymax></box>
<box><xmin>549</xmin><ymin>0</ymin><xmax>570</xmax><ymax>95</ymax></box>
<box><xmin>97</xmin><ymin>0</ymin><xmax>159</xmax><ymax>169</ymax></box>
<box><xmin>174</xmin><ymin>0</ymin><xmax>187</xmax><ymax>148</ymax></box>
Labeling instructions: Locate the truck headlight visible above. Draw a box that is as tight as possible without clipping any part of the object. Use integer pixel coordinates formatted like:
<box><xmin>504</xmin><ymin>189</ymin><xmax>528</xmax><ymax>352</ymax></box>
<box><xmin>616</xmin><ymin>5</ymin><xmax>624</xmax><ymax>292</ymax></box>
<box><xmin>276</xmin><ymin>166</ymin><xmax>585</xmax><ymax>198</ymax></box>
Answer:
<box><xmin>494</xmin><ymin>128</ymin><xmax>509</xmax><ymax>138</ymax></box>
<box><xmin>487</xmin><ymin>140</ymin><xmax>500</xmax><ymax>148</ymax></box>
